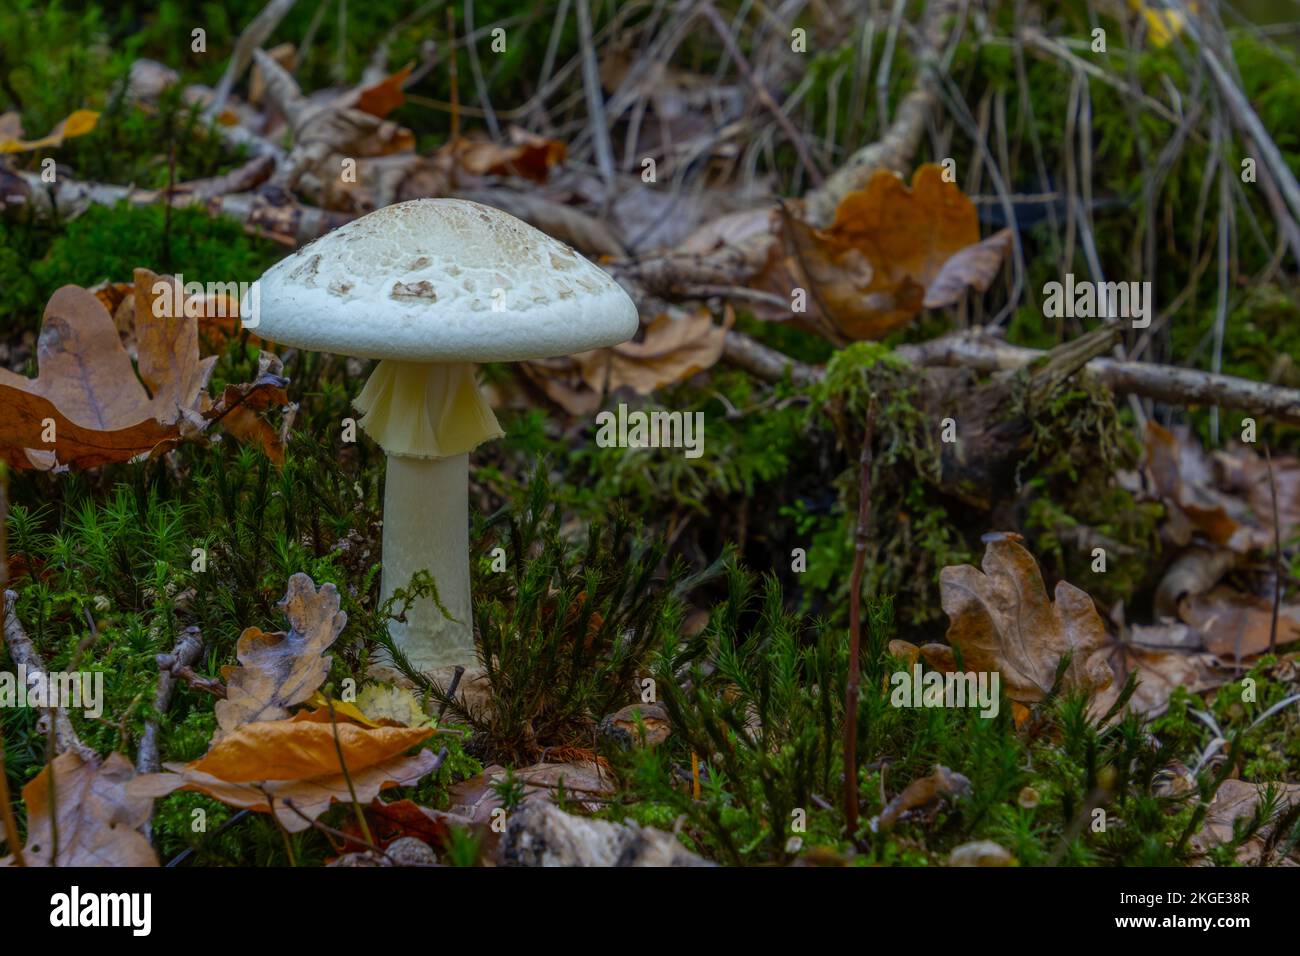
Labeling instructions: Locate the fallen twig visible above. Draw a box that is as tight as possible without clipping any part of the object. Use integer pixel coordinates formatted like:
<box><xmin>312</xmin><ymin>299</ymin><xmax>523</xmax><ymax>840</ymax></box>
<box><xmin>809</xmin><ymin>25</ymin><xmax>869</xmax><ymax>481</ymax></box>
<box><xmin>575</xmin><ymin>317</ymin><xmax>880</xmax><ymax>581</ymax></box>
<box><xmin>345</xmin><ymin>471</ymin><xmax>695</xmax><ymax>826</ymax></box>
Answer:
<box><xmin>843</xmin><ymin>397</ymin><xmax>876</xmax><ymax>840</ymax></box>
<box><xmin>2</xmin><ymin>590</ymin><xmax>97</xmax><ymax>761</ymax></box>
<box><xmin>138</xmin><ymin>626</ymin><xmax>205</xmax><ymax>775</ymax></box>
<box><xmin>721</xmin><ymin>327</ymin><xmax>1300</xmax><ymax>428</ymax></box>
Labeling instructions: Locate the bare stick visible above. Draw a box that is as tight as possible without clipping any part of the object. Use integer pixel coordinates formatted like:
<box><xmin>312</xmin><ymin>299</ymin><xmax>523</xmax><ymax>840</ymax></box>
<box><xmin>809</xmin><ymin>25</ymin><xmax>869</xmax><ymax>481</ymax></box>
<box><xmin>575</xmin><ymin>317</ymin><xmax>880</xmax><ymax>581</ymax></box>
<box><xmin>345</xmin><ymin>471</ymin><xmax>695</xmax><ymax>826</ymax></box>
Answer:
<box><xmin>698</xmin><ymin>1</ymin><xmax>825</xmax><ymax>187</ymax></box>
<box><xmin>843</xmin><ymin>398</ymin><xmax>876</xmax><ymax>839</ymax></box>
<box><xmin>2</xmin><ymin>591</ymin><xmax>96</xmax><ymax>761</ymax></box>
<box><xmin>463</xmin><ymin>0</ymin><xmax>501</xmax><ymax>139</ymax></box>
<box><xmin>205</xmin><ymin>0</ymin><xmax>300</xmax><ymax>123</ymax></box>
<box><xmin>574</xmin><ymin>0</ymin><xmax>615</xmax><ymax>192</ymax></box>
<box><xmin>137</xmin><ymin>627</ymin><xmax>205</xmax><ymax>775</ymax></box>
<box><xmin>1266</xmin><ymin>447</ymin><xmax>1282</xmax><ymax>655</ymax></box>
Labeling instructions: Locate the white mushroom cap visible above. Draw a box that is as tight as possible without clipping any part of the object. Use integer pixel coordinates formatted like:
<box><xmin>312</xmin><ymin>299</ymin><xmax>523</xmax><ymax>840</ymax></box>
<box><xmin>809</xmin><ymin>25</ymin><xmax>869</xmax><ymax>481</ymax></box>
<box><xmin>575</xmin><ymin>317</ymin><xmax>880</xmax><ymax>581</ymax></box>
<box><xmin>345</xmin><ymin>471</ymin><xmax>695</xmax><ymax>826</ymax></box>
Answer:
<box><xmin>254</xmin><ymin>198</ymin><xmax>638</xmax><ymax>362</ymax></box>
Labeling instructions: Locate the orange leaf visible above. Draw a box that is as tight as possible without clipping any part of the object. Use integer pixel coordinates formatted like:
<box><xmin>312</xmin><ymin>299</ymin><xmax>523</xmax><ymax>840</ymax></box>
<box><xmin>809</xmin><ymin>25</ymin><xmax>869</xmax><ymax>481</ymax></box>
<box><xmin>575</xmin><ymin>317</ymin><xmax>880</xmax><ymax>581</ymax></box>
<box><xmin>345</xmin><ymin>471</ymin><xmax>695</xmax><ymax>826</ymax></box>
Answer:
<box><xmin>759</xmin><ymin>165</ymin><xmax>1011</xmax><ymax>341</ymax></box>
<box><xmin>190</xmin><ymin>719</ymin><xmax>433</xmax><ymax>783</ymax></box>
<box><xmin>356</xmin><ymin>64</ymin><xmax>413</xmax><ymax>119</ymax></box>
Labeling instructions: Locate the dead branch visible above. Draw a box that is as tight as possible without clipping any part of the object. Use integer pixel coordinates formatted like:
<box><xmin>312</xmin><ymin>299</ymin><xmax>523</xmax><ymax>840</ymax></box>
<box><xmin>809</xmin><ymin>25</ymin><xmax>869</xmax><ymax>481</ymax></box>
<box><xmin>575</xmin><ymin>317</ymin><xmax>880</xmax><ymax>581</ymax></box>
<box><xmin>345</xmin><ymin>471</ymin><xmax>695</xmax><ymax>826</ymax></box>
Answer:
<box><xmin>154</xmin><ymin>649</ymin><xmax>227</xmax><ymax>700</ymax></box>
<box><xmin>2</xmin><ymin>590</ymin><xmax>97</xmax><ymax>761</ymax></box>
<box><xmin>137</xmin><ymin>626</ymin><xmax>205</xmax><ymax>775</ymax></box>
<box><xmin>721</xmin><ymin>327</ymin><xmax>1300</xmax><ymax>428</ymax></box>
<box><xmin>1</xmin><ymin>164</ymin><xmax>348</xmax><ymax>246</ymax></box>
<box><xmin>204</xmin><ymin>0</ymin><xmax>300</xmax><ymax>123</ymax></box>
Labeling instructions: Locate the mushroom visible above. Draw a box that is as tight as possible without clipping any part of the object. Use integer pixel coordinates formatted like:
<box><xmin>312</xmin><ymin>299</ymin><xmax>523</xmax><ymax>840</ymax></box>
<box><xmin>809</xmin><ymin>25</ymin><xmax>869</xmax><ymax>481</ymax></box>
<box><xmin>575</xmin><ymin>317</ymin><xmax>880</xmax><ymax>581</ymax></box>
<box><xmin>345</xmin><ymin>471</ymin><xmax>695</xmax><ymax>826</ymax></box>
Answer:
<box><xmin>252</xmin><ymin>198</ymin><xmax>638</xmax><ymax>677</ymax></box>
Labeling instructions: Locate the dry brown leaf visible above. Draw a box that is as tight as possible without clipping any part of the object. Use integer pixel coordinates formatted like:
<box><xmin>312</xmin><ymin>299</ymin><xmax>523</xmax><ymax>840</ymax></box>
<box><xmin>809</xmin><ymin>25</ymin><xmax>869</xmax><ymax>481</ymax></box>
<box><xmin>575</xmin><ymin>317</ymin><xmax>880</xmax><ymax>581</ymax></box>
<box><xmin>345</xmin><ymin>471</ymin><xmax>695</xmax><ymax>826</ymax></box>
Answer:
<box><xmin>758</xmin><ymin>165</ymin><xmax>1011</xmax><ymax>341</ymax></box>
<box><xmin>1145</xmin><ymin>422</ymin><xmax>1264</xmax><ymax>551</ymax></box>
<box><xmin>1190</xmin><ymin>779</ymin><xmax>1300</xmax><ymax>865</ymax></box>
<box><xmin>132</xmin><ymin>270</ymin><xmax>219</xmax><ymax>422</ymax></box>
<box><xmin>0</xmin><ymin>752</ymin><xmax>157</xmax><ymax>867</ymax></box>
<box><xmin>444</xmin><ymin>127</ymin><xmax>566</xmax><ymax>184</ymax></box>
<box><xmin>215</xmin><ymin>574</ymin><xmax>346</xmax><ymax>736</ymax></box>
<box><xmin>939</xmin><ymin>536</ymin><xmax>1114</xmax><ymax>704</ymax></box>
<box><xmin>446</xmin><ymin>761</ymin><xmax>614</xmax><ymax>828</ymax></box>
<box><xmin>129</xmin><ymin>750</ymin><xmax>441</xmax><ymax>833</ymax></box>
<box><xmin>575</xmin><ymin>306</ymin><xmax>730</xmax><ymax>395</ymax></box>
<box><xmin>1098</xmin><ymin>642</ymin><xmax>1225</xmax><ymax>718</ymax></box>
<box><xmin>875</xmin><ymin>765</ymin><xmax>971</xmax><ymax>831</ymax></box>
<box><xmin>678</xmin><ymin>207</ymin><xmax>777</xmax><ymax>256</ymax></box>
<box><xmin>923</xmin><ymin>228</ymin><xmax>1014</xmax><ymax>308</ymax></box>
<box><xmin>0</xmin><ymin>287</ymin><xmax>191</xmax><ymax>470</ymax></box>
<box><xmin>1178</xmin><ymin>587</ymin><xmax>1300</xmax><ymax>660</ymax></box>
<box><xmin>355</xmin><ymin>64</ymin><xmax>413</xmax><ymax>119</ymax></box>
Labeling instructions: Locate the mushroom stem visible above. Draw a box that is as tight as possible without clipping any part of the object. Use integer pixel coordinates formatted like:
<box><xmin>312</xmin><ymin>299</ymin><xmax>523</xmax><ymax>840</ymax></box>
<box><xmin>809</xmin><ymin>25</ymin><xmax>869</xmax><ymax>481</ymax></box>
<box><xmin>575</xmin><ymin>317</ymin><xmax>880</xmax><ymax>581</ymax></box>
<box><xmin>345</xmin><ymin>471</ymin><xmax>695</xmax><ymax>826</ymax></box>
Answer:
<box><xmin>354</xmin><ymin>359</ymin><xmax>504</xmax><ymax>677</ymax></box>
<box><xmin>380</xmin><ymin>451</ymin><xmax>475</xmax><ymax>673</ymax></box>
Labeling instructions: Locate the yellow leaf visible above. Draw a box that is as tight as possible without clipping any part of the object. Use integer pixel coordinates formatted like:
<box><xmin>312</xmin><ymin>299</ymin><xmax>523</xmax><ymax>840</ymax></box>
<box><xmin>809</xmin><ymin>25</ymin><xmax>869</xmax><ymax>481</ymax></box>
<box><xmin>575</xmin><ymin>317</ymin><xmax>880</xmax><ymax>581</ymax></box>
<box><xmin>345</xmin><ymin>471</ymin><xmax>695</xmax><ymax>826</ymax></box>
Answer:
<box><xmin>0</xmin><ymin>108</ymin><xmax>99</xmax><ymax>153</ymax></box>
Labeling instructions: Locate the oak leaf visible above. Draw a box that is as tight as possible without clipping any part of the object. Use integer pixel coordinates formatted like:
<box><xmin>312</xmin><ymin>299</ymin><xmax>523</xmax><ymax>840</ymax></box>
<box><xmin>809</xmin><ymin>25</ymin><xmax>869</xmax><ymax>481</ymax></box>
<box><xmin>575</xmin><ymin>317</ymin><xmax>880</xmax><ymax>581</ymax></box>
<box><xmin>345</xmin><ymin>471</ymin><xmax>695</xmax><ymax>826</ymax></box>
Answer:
<box><xmin>576</xmin><ymin>306</ymin><xmax>730</xmax><ymax>395</ymax></box>
<box><xmin>0</xmin><ymin>286</ymin><xmax>202</xmax><ymax>470</ymax></box>
<box><xmin>759</xmin><ymin>164</ymin><xmax>1011</xmax><ymax>341</ymax></box>
<box><xmin>0</xmin><ymin>752</ymin><xmax>157</xmax><ymax>867</ymax></box>
<box><xmin>214</xmin><ymin>573</ymin><xmax>347</xmax><ymax>737</ymax></box>
<box><xmin>939</xmin><ymin>536</ymin><xmax>1114</xmax><ymax>704</ymax></box>
<box><xmin>193</xmin><ymin>716</ymin><xmax>433</xmax><ymax>782</ymax></box>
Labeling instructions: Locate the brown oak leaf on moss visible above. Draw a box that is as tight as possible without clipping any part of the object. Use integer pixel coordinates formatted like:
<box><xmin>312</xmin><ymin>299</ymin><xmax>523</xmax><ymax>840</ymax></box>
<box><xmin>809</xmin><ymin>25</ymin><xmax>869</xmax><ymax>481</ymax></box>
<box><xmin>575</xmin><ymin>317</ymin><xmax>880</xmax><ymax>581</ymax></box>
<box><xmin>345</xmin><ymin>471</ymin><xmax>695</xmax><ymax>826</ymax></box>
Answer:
<box><xmin>0</xmin><ymin>277</ymin><xmax>289</xmax><ymax>470</ymax></box>
<box><xmin>894</xmin><ymin>536</ymin><xmax>1114</xmax><ymax>707</ymax></box>
<box><xmin>758</xmin><ymin>164</ymin><xmax>1012</xmax><ymax>342</ymax></box>
<box><xmin>0</xmin><ymin>752</ymin><xmax>157</xmax><ymax>867</ymax></box>
<box><xmin>0</xmin><ymin>286</ymin><xmax>203</xmax><ymax>470</ymax></box>
<box><xmin>214</xmin><ymin>573</ymin><xmax>347</xmax><ymax>738</ymax></box>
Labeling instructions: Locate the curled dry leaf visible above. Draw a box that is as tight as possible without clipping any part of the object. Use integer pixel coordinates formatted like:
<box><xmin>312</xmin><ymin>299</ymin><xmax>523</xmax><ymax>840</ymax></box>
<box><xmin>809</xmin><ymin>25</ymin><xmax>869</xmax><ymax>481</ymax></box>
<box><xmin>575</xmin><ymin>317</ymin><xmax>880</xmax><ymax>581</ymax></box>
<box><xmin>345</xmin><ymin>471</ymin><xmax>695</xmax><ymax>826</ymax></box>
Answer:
<box><xmin>939</xmin><ymin>536</ymin><xmax>1114</xmax><ymax>705</ymax></box>
<box><xmin>1097</xmin><ymin>642</ymin><xmax>1225</xmax><ymax>719</ymax></box>
<box><xmin>874</xmin><ymin>764</ymin><xmax>971</xmax><ymax>832</ymax></box>
<box><xmin>215</xmin><ymin>573</ymin><xmax>347</xmax><ymax>736</ymax></box>
<box><xmin>576</xmin><ymin>306</ymin><xmax>731</xmax><ymax>395</ymax></box>
<box><xmin>443</xmin><ymin>126</ymin><xmax>567</xmax><ymax>184</ymax></box>
<box><xmin>0</xmin><ymin>752</ymin><xmax>157</xmax><ymax>867</ymax></box>
<box><xmin>1145</xmin><ymin>422</ymin><xmax>1263</xmax><ymax>551</ymax></box>
<box><xmin>353</xmin><ymin>63</ymin><xmax>412</xmax><ymax>119</ymax></box>
<box><xmin>1178</xmin><ymin>587</ymin><xmax>1300</xmax><ymax>660</ymax></box>
<box><xmin>757</xmin><ymin>165</ymin><xmax>1012</xmax><ymax>341</ymax></box>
